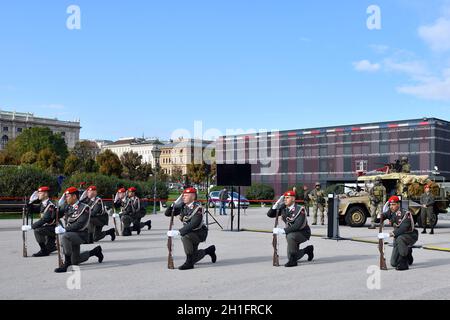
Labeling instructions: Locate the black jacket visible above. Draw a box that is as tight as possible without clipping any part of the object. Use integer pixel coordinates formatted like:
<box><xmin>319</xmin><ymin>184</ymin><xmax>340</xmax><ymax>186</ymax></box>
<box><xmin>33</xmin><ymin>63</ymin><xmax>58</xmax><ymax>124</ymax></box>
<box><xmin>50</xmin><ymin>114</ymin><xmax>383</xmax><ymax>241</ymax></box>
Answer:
<box><xmin>268</xmin><ymin>204</ymin><xmax>311</xmax><ymax>238</ymax></box>
<box><xmin>165</xmin><ymin>202</ymin><xmax>207</xmax><ymax>241</ymax></box>
<box><xmin>29</xmin><ymin>199</ymin><xmax>58</xmax><ymax>229</ymax></box>
<box><xmin>61</xmin><ymin>201</ymin><xmax>91</xmax><ymax>233</ymax></box>
<box><xmin>382</xmin><ymin>209</ymin><xmax>417</xmax><ymax>238</ymax></box>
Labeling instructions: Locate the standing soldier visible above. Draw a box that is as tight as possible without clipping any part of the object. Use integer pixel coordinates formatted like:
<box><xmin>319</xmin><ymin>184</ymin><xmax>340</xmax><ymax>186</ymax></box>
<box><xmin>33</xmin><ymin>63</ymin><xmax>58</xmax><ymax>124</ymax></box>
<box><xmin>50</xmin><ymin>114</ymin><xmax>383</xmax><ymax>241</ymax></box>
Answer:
<box><xmin>268</xmin><ymin>190</ymin><xmax>314</xmax><ymax>267</ymax></box>
<box><xmin>83</xmin><ymin>186</ymin><xmax>115</xmax><ymax>243</ymax></box>
<box><xmin>27</xmin><ymin>186</ymin><xmax>58</xmax><ymax>257</ymax></box>
<box><xmin>165</xmin><ymin>187</ymin><xmax>217</xmax><ymax>270</ymax></box>
<box><xmin>379</xmin><ymin>196</ymin><xmax>418</xmax><ymax>271</ymax></box>
<box><xmin>420</xmin><ymin>185</ymin><xmax>435</xmax><ymax>234</ymax></box>
<box><xmin>309</xmin><ymin>182</ymin><xmax>326</xmax><ymax>225</ymax></box>
<box><xmin>368</xmin><ymin>177</ymin><xmax>387</xmax><ymax>229</ymax></box>
<box><xmin>54</xmin><ymin>187</ymin><xmax>104</xmax><ymax>273</ymax></box>
<box><xmin>114</xmin><ymin>187</ymin><xmax>151</xmax><ymax>236</ymax></box>
<box><xmin>400</xmin><ymin>156</ymin><xmax>411</xmax><ymax>173</ymax></box>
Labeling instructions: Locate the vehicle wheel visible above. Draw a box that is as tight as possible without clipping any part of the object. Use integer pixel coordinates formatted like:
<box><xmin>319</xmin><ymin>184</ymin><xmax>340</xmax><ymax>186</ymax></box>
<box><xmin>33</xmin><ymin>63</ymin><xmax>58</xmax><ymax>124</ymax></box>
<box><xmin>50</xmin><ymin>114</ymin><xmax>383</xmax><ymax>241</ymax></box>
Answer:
<box><xmin>228</xmin><ymin>202</ymin><xmax>235</xmax><ymax>209</ymax></box>
<box><xmin>208</xmin><ymin>201</ymin><xmax>215</xmax><ymax>208</ymax></box>
<box><xmin>345</xmin><ymin>206</ymin><xmax>368</xmax><ymax>228</ymax></box>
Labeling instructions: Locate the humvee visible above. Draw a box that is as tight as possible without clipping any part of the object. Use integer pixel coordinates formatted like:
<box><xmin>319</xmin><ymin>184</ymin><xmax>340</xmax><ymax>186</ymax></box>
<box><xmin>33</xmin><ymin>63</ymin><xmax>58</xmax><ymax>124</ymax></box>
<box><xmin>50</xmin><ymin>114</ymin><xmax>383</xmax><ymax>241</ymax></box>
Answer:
<box><xmin>338</xmin><ymin>173</ymin><xmax>449</xmax><ymax>227</ymax></box>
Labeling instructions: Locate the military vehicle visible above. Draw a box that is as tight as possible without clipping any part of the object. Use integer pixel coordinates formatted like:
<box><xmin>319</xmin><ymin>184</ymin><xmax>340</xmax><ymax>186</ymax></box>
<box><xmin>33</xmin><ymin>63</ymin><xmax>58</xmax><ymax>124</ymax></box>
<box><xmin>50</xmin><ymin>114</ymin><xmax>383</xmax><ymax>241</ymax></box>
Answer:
<box><xmin>338</xmin><ymin>172</ymin><xmax>449</xmax><ymax>227</ymax></box>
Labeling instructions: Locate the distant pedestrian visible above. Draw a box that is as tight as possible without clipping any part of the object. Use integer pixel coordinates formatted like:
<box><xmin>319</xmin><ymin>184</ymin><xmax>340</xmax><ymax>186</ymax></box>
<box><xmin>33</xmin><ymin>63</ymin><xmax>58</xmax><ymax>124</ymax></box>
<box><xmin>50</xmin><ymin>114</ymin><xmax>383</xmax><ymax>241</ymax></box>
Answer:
<box><xmin>218</xmin><ymin>188</ymin><xmax>229</xmax><ymax>215</ymax></box>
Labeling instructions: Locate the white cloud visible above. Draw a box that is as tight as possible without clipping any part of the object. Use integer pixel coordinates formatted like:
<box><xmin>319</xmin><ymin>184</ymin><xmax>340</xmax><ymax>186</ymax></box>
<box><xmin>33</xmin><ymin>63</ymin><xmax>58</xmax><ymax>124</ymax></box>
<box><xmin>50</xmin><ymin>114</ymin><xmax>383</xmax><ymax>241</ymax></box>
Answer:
<box><xmin>383</xmin><ymin>59</ymin><xmax>430</xmax><ymax>80</ymax></box>
<box><xmin>418</xmin><ymin>18</ymin><xmax>450</xmax><ymax>52</ymax></box>
<box><xmin>353</xmin><ymin>60</ymin><xmax>381</xmax><ymax>72</ymax></box>
<box><xmin>397</xmin><ymin>75</ymin><xmax>450</xmax><ymax>101</ymax></box>
<box><xmin>369</xmin><ymin>44</ymin><xmax>389</xmax><ymax>54</ymax></box>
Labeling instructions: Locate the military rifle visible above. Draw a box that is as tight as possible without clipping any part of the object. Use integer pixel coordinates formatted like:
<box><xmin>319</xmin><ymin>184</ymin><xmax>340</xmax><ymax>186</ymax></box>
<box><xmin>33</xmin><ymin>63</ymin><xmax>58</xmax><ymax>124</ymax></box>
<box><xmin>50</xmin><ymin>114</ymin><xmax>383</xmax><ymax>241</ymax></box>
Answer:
<box><xmin>167</xmin><ymin>203</ymin><xmax>175</xmax><ymax>270</ymax></box>
<box><xmin>22</xmin><ymin>197</ymin><xmax>28</xmax><ymax>258</ymax></box>
<box><xmin>112</xmin><ymin>194</ymin><xmax>120</xmax><ymax>236</ymax></box>
<box><xmin>55</xmin><ymin>206</ymin><xmax>64</xmax><ymax>268</ymax></box>
<box><xmin>378</xmin><ymin>216</ymin><xmax>388</xmax><ymax>271</ymax></box>
<box><xmin>272</xmin><ymin>208</ymin><xmax>280</xmax><ymax>267</ymax></box>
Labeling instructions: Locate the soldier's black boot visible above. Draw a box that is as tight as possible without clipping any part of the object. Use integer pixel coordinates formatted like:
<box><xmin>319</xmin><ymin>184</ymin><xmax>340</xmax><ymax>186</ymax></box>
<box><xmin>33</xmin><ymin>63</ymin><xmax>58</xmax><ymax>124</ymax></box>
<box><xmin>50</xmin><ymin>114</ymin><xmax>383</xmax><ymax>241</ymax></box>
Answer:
<box><xmin>396</xmin><ymin>256</ymin><xmax>409</xmax><ymax>271</ymax></box>
<box><xmin>54</xmin><ymin>255</ymin><xmax>72</xmax><ymax>273</ymax></box>
<box><xmin>89</xmin><ymin>246</ymin><xmax>104</xmax><ymax>263</ymax></box>
<box><xmin>179</xmin><ymin>255</ymin><xmax>194</xmax><ymax>270</ymax></box>
<box><xmin>145</xmin><ymin>220</ymin><xmax>152</xmax><ymax>230</ymax></box>
<box><xmin>205</xmin><ymin>245</ymin><xmax>217</xmax><ymax>263</ymax></box>
<box><xmin>32</xmin><ymin>243</ymin><xmax>49</xmax><ymax>257</ymax></box>
<box><xmin>108</xmin><ymin>228</ymin><xmax>116</xmax><ymax>241</ymax></box>
<box><xmin>306</xmin><ymin>245</ymin><xmax>315</xmax><ymax>262</ymax></box>
<box><xmin>422</xmin><ymin>228</ymin><xmax>427</xmax><ymax>234</ymax></box>
<box><xmin>123</xmin><ymin>227</ymin><xmax>132</xmax><ymax>236</ymax></box>
<box><xmin>87</xmin><ymin>233</ymin><xmax>94</xmax><ymax>244</ymax></box>
<box><xmin>285</xmin><ymin>255</ymin><xmax>298</xmax><ymax>268</ymax></box>
<box><xmin>430</xmin><ymin>228</ymin><xmax>434</xmax><ymax>235</ymax></box>
<box><xmin>46</xmin><ymin>241</ymin><xmax>57</xmax><ymax>254</ymax></box>
<box><xmin>407</xmin><ymin>248</ymin><xmax>414</xmax><ymax>266</ymax></box>
<box><xmin>134</xmin><ymin>224</ymin><xmax>141</xmax><ymax>235</ymax></box>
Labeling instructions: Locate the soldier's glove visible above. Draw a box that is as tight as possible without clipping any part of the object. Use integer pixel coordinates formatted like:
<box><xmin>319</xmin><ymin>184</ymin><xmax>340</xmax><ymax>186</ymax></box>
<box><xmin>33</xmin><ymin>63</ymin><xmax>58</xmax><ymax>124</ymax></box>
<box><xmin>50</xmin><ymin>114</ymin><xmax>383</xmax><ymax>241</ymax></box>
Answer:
<box><xmin>377</xmin><ymin>233</ymin><xmax>390</xmax><ymax>240</ymax></box>
<box><xmin>382</xmin><ymin>201</ymin><xmax>390</xmax><ymax>214</ymax></box>
<box><xmin>273</xmin><ymin>228</ymin><xmax>286</xmax><ymax>235</ymax></box>
<box><xmin>272</xmin><ymin>196</ymin><xmax>285</xmax><ymax>210</ymax></box>
<box><xmin>167</xmin><ymin>230</ymin><xmax>181</xmax><ymax>238</ymax></box>
<box><xmin>21</xmin><ymin>225</ymin><xmax>32</xmax><ymax>232</ymax></box>
<box><xmin>55</xmin><ymin>226</ymin><xmax>66</xmax><ymax>235</ymax></box>
<box><xmin>112</xmin><ymin>213</ymin><xmax>120</xmax><ymax>219</ymax></box>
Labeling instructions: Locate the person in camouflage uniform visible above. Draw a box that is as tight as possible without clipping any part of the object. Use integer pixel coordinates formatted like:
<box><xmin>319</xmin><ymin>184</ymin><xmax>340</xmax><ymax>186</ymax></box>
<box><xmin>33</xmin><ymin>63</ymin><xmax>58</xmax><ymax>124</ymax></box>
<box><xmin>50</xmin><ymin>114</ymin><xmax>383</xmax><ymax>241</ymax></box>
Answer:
<box><xmin>420</xmin><ymin>185</ymin><xmax>435</xmax><ymax>235</ymax></box>
<box><xmin>309</xmin><ymin>182</ymin><xmax>326</xmax><ymax>225</ymax></box>
<box><xmin>368</xmin><ymin>177</ymin><xmax>387</xmax><ymax>229</ymax></box>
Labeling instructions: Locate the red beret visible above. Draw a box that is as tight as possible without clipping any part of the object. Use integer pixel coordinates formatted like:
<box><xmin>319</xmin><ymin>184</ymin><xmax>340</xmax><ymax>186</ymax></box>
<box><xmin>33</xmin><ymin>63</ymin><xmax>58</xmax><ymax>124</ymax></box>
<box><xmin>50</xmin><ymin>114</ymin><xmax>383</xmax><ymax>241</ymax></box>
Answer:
<box><xmin>64</xmin><ymin>187</ymin><xmax>79</xmax><ymax>195</ymax></box>
<box><xmin>87</xmin><ymin>186</ymin><xmax>97</xmax><ymax>191</ymax></box>
<box><xmin>128</xmin><ymin>187</ymin><xmax>137</xmax><ymax>192</ymax></box>
<box><xmin>79</xmin><ymin>182</ymin><xmax>86</xmax><ymax>186</ymax></box>
<box><xmin>183</xmin><ymin>187</ymin><xmax>197</xmax><ymax>194</ymax></box>
<box><xmin>388</xmin><ymin>196</ymin><xmax>400</xmax><ymax>203</ymax></box>
<box><xmin>118</xmin><ymin>188</ymin><xmax>126</xmax><ymax>193</ymax></box>
<box><xmin>284</xmin><ymin>190</ymin><xmax>296</xmax><ymax>197</ymax></box>
<box><xmin>38</xmin><ymin>186</ymin><xmax>50</xmax><ymax>192</ymax></box>
<box><xmin>425</xmin><ymin>184</ymin><xmax>431</xmax><ymax>189</ymax></box>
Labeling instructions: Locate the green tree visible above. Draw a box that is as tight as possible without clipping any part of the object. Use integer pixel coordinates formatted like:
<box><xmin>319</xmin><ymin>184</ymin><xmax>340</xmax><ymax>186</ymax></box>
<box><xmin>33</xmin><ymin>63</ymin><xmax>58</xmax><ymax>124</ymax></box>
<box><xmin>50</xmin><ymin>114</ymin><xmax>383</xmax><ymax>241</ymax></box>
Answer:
<box><xmin>64</xmin><ymin>154</ymin><xmax>82</xmax><ymax>176</ymax></box>
<box><xmin>20</xmin><ymin>151</ymin><xmax>38</xmax><ymax>165</ymax></box>
<box><xmin>36</xmin><ymin>148</ymin><xmax>62</xmax><ymax>173</ymax></box>
<box><xmin>121</xmin><ymin>151</ymin><xmax>143</xmax><ymax>181</ymax></box>
<box><xmin>72</xmin><ymin>141</ymin><xmax>98</xmax><ymax>160</ymax></box>
<box><xmin>7</xmin><ymin>127</ymin><xmax>68</xmax><ymax>165</ymax></box>
<box><xmin>97</xmin><ymin>150</ymin><xmax>123</xmax><ymax>177</ymax></box>
<box><xmin>245</xmin><ymin>183</ymin><xmax>275</xmax><ymax>202</ymax></box>
<box><xmin>170</xmin><ymin>167</ymin><xmax>183</xmax><ymax>183</ymax></box>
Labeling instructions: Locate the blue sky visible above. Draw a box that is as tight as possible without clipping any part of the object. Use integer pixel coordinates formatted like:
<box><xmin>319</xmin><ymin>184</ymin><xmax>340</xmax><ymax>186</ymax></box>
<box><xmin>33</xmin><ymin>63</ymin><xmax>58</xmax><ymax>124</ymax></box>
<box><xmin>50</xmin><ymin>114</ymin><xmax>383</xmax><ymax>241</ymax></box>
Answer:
<box><xmin>1</xmin><ymin>0</ymin><xmax>450</xmax><ymax>141</ymax></box>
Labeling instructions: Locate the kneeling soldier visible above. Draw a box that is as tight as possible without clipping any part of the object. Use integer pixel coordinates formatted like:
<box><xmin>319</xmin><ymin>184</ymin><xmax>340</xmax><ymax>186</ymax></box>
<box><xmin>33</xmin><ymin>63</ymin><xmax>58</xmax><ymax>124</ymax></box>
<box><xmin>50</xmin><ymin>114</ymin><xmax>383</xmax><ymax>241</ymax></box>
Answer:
<box><xmin>268</xmin><ymin>190</ymin><xmax>314</xmax><ymax>267</ymax></box>
<box><xmin>165</xmin><ymin>187</ymin><xmax>216</xmax><ymax>270</ymax></box>
<box><xmin>114</xmin><ymin>187</ymin><xmax>151</xmax><ymax>236</ymax></box>
<box><xmin>380</xmin><ymin>196</ymin><xmax>419</xmax><ymax>271</ymax></box>
<box><xmin>83</xmin><ymin>186</ymin><xmax>115</xmax><ymax>243</ymax></box>
<box><xmin>55</xmin><ymin>187</ymin><xmax>104</xmax><ymax>273</ymax></box>
<box><xmin>28</xmin><ymin>186</ymin><xmax>58</xmax><ymax>257</ymax></box>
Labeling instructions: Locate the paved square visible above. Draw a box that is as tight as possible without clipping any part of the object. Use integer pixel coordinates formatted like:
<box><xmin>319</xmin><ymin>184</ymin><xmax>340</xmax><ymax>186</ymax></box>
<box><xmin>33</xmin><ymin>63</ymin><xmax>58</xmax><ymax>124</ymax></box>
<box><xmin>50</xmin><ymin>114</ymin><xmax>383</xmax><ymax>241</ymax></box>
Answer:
<box><xmin>1</xmin><ymin>208</ymin><xmax>449</xmax><ymax>300</ymax></box>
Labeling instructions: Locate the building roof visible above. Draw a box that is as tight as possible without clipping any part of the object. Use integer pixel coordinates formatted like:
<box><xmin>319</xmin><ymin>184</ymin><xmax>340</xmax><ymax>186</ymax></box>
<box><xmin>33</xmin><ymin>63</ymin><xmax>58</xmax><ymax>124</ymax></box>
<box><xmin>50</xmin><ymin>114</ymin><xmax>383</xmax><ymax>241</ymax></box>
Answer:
<box><xmin>220</xmin><ymin>117</ymin><xmax>450</xmax><ymax>140</ymax></box>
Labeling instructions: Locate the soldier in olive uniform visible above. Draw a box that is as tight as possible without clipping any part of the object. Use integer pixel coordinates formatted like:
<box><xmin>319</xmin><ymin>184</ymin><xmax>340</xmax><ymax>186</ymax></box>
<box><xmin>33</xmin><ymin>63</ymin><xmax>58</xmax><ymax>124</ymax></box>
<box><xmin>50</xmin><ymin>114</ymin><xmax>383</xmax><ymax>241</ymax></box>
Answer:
<box><xmin>379</xmin><ymin>196</ymin><xmax>418</xmax><ymax>271</ymax></box>
<box><xmin>420</xmin><ymin>185</ymin><xmax>435</xmax><ymax>234</ymax></box>
<box><xmin>309</xmin><ymin>182</ymin><xmax>326</xmax><ymax>225</ymax></box>
<box><xmin>301</xmin><ymin>185</ymin><xmax>310</xmax><ymax>217</ymax></box>
<box><xmin>400</xmin><ymin>156</ymin><xmax>411</xmax><ymax>173</ymax></box>
<box><xmin>165</xmin><ymin>187</ymin><xmax>216</xmax><ymax>270</ymax></box>
<box><xmin>268</xmin><ymin>190</ymin><xmax>314</xmax><ymax>267</ymax></box>
<box><xmin>83</xmin><ymin>186</ymin><xmax>115</xmax><ymax>243</ymax></box>
<box><xmin>55</xmin><ymin>187</ymin><xmax>104</xmax><ymax>273</ymax></box>
<box><xmin>114</xmin><ymin>187</ymin><xmax>151</xmax><ymax>236</ymax></box>
<box><xmin>27</xmin><ymin>186</ymin><xmax>58</xmax><ymax>257</ymax></box>
<box><xmin>368</xmin><ymin>177</ymin><xmax>387</xmax><ymax>229</ymax></box>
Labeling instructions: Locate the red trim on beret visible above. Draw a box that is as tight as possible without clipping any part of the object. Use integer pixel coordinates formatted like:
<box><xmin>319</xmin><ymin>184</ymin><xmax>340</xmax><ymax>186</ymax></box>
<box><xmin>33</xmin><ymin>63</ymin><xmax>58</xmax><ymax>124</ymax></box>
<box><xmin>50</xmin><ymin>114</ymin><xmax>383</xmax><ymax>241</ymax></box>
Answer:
<box><xmin>284</xmin><ymin>191</ymin><xmax>296</xmax><ymax>197</ymax></box>
<box><xmin>183</xmin><ymin>187</ymin><xmax>197</xmax><ymax>194</ymax></box>
<box><xmin>38</xmin><ymin>186</ymin><xmax>50</xmax><ymax>192</ymax></box>
<box><xmin>65</xmin><ymin>187</ymin><xmax>79</xmax><ymax>195</ymax></box>
<box><xmin>87</xmin><ymin>186</ymin><xmax>97</xmax><ymax>191</ymax></box>
<box><xmin>128</xmin><ymin>187</ymin><xmax>137</xmax><ymax>192</ymax></box>
<box><xmin>388</xmin><ymin>196</ymin><xmax>400</xmax><ymax>203</ymax></box>
<box><xmin>118</xmin><ymin>188</ymin><xmax>126</xmax><ymax>193</ymax></box>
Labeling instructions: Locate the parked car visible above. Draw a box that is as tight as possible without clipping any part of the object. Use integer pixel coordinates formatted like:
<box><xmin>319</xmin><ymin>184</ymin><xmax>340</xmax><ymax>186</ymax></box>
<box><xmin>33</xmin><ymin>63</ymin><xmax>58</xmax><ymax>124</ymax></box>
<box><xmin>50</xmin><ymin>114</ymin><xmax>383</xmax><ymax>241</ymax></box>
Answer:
<box><xmin>208</xmin><ymin>191</ymin><xmax>250</xmax><ymax>209</ymax></box>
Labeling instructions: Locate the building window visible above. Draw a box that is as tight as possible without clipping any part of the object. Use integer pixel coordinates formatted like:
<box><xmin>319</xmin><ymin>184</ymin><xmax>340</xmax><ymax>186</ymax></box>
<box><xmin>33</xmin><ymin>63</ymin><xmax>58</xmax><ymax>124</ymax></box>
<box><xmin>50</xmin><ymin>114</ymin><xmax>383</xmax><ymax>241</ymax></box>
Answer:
<box><xmin>3</xmin><ymin>127</ymin><xmax>8</xmax><ymax>132</ymax></box>
<box><xmin>1</xmin><ymin>135</ymin><xmax>9</xmax><ymax>148</ymax></box>
<box><xmin>17</xmin><ymin>127</ymin><xmax>23</xmax><ymax>133</ymax></box>
<box><xmin>356</xmin><ymin>160</ymin><xmax>368</xmax><ymax>173</ymax></box>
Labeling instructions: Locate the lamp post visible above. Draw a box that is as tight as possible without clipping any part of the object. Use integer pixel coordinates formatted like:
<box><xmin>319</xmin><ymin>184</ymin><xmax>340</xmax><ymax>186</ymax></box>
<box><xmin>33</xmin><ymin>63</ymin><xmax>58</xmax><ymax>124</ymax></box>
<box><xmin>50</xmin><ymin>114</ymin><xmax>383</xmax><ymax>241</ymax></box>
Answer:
<box><xmin>151</xmin><ymin>145</ymin><xmax>162</xmax><ymax>215</ymax></box>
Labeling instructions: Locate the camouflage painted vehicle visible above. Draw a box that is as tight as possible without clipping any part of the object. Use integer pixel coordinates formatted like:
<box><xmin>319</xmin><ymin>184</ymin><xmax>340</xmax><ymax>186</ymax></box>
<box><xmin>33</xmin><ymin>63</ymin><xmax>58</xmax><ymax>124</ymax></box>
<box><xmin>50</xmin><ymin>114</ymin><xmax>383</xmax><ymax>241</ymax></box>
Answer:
<box><xmin>338</xmin><ymin>173</ymin><xmax>449</xmax><ymax>228</ymax></box>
